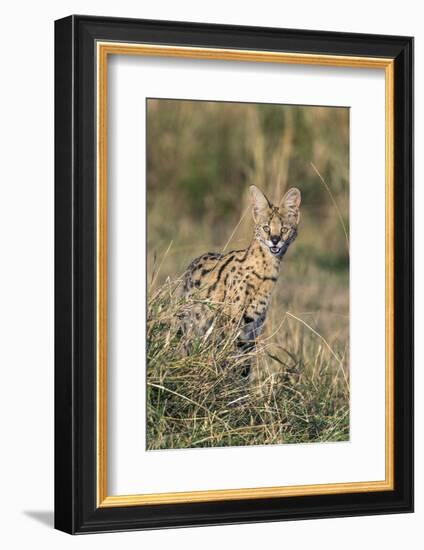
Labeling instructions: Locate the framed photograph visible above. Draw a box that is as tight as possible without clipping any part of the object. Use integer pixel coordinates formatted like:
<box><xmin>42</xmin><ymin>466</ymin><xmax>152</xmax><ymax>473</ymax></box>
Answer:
<box><xmin>54</xmin><ymin>15</ymin><xmax>413</xmax><ymax>534</ymax></box>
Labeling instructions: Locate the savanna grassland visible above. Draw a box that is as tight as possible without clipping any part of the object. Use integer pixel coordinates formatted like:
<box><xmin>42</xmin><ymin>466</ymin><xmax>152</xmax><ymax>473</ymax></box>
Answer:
<box><xmin>146</xmin><ymin>99</ymin><xmax>349</xmax><ymax>450</ymax></box>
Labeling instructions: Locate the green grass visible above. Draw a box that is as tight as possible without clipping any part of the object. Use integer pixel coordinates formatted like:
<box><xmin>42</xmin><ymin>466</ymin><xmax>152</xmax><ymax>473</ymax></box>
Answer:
<box><xmin>146</xmin><ymin>277</ymin><xmax>349</xmax><ymax>450</ymax></box>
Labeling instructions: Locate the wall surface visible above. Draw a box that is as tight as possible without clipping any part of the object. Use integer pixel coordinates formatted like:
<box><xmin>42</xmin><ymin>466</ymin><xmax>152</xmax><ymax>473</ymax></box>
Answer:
<box><xmin>0</xmin><ymin>1</ymin><xmax>420</xmax><ymax>548</ymax></box>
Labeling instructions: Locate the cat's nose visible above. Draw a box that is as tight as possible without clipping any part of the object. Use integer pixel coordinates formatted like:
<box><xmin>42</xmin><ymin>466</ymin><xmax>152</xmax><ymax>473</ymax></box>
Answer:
<box><xmin>270</xmin><ymin>235</ymin><xmax>280</xmax><ymax>245</ymax></box>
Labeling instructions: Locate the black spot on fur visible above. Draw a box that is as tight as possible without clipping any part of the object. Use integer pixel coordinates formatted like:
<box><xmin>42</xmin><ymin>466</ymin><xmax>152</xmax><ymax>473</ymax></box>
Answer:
<box><xmin>234</xmin><ymin>250</ymin><xmax>249</xmax><ymax>263</ymax></box>
<box><xmin>252</xmin><ymin>271</ymin><xmax>277</xmax><ymax>282</ymax></box>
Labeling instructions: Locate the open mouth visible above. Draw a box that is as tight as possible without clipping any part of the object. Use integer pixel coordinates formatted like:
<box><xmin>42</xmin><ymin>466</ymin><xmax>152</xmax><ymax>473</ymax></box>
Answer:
<box><xmin>269</xmin><ymin>246</ymin><xmax>281</xmax><ymax>255</ymax></box>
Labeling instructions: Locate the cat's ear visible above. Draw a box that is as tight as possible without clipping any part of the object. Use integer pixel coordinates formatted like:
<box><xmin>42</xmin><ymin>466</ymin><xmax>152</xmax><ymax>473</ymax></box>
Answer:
<box><xmin>250</xmin><ymin>185</ymin><xmax>270</xmax><ymax>222</ymax></box>
<box><xmin>280</xmin><ymin>187</ymin><xmax>301</xmax><ymax>222</ymax></box>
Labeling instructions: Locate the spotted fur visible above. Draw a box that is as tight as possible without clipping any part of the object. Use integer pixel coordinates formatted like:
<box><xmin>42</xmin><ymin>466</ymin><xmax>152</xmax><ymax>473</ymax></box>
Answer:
<box><xmin>179</xmin><ymin>185</ymin><xmax>301</xmax><ymax>376</ymax></box>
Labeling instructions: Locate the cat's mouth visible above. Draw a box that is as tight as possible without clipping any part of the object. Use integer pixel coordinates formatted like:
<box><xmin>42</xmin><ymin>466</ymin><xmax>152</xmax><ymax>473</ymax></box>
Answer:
<box><xmin>269</xmin><ymin>245</ymin><xmax>282</xmax><ymax>255</ymax></box>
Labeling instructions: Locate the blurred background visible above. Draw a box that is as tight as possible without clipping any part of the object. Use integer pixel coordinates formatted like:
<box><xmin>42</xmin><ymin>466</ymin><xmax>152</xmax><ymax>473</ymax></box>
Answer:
<box><xmin>147</xmin><ymin>99</ymin><xmax>349</xmax><ymax>339</ymax></box>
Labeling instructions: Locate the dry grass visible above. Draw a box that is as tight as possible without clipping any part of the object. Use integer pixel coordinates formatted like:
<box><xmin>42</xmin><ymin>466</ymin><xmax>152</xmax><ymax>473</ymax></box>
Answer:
<box><xmin>146</xmin><ymin>99</ymin><xmax>350</xmax><ymax>450</ymax></box>
<box><xmin>146</xmin><ymin>271</ymin><xmax>349</xmax><ymax>450</ymax></box>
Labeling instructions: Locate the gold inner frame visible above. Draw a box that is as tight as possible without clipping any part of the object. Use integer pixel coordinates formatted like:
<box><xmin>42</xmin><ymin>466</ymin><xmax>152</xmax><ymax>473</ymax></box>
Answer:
<box><xmin>96</xmin><ymin>42</ymin><xmax>395</xmax><ymax>508</ymax></box>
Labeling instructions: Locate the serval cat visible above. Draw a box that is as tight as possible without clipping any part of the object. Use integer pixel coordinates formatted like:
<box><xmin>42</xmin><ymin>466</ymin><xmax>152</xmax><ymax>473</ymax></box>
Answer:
<box><xmin>179</xmin><ymin>185</ymin><xmax>301</xmax><ymax>377</ymax></box>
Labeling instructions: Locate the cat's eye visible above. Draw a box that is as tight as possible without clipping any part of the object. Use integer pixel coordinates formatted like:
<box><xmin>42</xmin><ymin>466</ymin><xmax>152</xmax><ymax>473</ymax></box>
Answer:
<box><xmin>263</xmin><ymin>225</ymin><xmax>270</xmax><ymax>233</ymax></box>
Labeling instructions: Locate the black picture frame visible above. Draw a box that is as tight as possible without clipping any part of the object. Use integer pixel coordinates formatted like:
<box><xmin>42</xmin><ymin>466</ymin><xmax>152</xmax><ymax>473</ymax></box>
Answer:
<box><xmin>55</xmin><ymin>14</ymin><xmax>413</xmax><ymax>534</ymax></box>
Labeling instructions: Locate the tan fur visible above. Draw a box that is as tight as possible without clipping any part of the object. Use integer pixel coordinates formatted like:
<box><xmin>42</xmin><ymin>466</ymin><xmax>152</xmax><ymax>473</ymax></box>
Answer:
<box><xmin>179</xmin><ymin>185</ymin><xmax>301</xmax><ymax>376</ymax></box>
